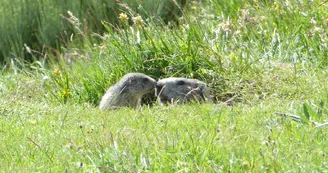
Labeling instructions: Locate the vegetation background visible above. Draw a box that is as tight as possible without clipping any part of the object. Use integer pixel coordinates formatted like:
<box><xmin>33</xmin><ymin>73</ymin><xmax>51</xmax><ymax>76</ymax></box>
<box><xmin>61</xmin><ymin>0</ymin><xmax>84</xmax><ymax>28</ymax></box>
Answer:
<box><xmin>1</xmin><ymin>0</ymin><xmax>328</xmax><ymax>172</ymax></box>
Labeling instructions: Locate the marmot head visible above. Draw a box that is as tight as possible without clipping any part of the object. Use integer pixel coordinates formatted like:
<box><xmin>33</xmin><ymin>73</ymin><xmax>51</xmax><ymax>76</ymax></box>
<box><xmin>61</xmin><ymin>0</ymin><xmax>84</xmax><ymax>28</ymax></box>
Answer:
<box><xmin>120</xmin><ymin>73</ymin><xmax>157</xmax><ymax>96</ymax></box>
<box><xmin>155</xmin><ymin>77</ymin><xmax>211</xmax><ymax>104</ymax></box>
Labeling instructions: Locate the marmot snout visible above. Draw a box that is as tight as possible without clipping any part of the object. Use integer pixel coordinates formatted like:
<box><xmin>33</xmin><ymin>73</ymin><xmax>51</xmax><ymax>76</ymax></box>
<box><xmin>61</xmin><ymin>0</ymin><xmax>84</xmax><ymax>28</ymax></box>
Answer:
<box><xmin>99</xmin><ymin>73</ymin><xmax>157</xmax><ymax>110</ymax></box>
<box><xmin>156</xmin><ymin>77</ymin><xmax>211</xmax><ymax>104</ymax></box>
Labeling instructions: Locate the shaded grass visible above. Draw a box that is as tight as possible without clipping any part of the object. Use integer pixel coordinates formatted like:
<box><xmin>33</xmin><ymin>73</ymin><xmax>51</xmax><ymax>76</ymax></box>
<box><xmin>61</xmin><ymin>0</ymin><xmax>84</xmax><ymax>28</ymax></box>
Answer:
<box><xmin>0</xmin><ymin>0</ymin><xmax>188</xmax><ymax>63</ymax></box>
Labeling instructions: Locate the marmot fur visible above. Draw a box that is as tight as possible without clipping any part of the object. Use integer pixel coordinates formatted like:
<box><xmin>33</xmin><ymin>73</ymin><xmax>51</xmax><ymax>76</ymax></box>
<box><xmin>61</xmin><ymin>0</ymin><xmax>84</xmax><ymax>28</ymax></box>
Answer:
<box><xmin>156</xmin><ymin>77</ymin><xmax>211</xmax><ymax>104</ymax></box>
<box><xmin>99</xmin><ymin>73</ymin><xmax>157</xmax><ymax>110</ymax></box>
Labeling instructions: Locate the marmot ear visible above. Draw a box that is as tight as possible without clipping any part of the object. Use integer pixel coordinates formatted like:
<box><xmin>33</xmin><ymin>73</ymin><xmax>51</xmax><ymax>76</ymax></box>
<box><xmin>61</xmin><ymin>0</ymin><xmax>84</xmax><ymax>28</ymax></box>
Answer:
<box><xmin>177</xmin><ymin>80</ymin><xmax>185</xmax><ymax>85</ymax></box>
<box><xmin>129</xmin><ymin>78</ymin><xmax>137</xmax><ymax>84</ymax></box>
<box><xmin>142</xmin><ymin>77</ymin><xmax>149</xmax><ymax>83</ymax></box>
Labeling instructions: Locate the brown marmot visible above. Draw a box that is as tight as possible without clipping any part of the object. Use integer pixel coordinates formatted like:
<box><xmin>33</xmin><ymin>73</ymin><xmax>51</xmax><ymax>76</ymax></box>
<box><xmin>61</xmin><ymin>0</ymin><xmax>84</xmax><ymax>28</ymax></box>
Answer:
<box><xmin>156</xmin><ymin>77</ymin><xmax>211</xmax><ymax>104</ymax></box>
<box><xmin>99</xmin><ymin>73</ymin><xmax>157</xmax><ymax>110</ymax></box>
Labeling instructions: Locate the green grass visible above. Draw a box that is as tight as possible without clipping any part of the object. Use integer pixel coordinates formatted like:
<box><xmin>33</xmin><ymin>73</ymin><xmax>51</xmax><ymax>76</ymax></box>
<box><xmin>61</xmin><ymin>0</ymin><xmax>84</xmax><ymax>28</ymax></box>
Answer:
<box><xmin>1</xmin><ymin>90</ymin><xmax>328</xmax><ymax>172</ymax></box>
<box><xmin>1</xmin><ymin>0</ymin><xmax>328</xmax><ymax>172</ymax></box>
<box><xmin>0</xmin><ymin>0</ymin><xmax>187</xmax><ymax>63</ymax></box>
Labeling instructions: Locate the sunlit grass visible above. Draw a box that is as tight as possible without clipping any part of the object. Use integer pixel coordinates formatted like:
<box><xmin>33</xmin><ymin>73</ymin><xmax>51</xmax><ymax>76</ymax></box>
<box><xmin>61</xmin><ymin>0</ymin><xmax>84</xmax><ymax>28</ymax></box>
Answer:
<box><xmin>1</xmin><ymin>0</ymin><xmax>328</xmax><ymax>172</ymax></box>
<box><xmin>1</xmin><ymin>92</ymin><xmax>328</xmax><ymax>171</ymax></box>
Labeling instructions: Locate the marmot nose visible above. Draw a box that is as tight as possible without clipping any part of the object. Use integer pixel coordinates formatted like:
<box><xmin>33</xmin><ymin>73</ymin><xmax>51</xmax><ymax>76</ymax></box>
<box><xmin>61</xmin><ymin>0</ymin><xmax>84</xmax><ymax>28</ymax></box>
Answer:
<box><xmin>156</xmin><ymin>84</ymin><xmax>164</xmax><ymax>92</ymax></box>
<box><xmin>156</xmin><ymin>84</ymin><xmax>162</xmax><ymax>90</ymax></box>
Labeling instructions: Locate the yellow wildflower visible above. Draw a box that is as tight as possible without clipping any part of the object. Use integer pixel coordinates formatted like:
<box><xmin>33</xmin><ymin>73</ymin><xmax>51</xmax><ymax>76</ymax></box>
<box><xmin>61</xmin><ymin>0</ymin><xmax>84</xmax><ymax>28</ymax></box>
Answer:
<box><xmin>63</xmin><ymin>89</ymin><xmax>71</xmax><ymax>97</ymax></box>
<box><xmin>119</xmin><ymin>13</ymin><xmax>129</xmax><ymax>23</ymax></box>
<box><xmin>54</xmin><ymin>69</ymin><xmax>61</xmax><ymax>76</ymax></box>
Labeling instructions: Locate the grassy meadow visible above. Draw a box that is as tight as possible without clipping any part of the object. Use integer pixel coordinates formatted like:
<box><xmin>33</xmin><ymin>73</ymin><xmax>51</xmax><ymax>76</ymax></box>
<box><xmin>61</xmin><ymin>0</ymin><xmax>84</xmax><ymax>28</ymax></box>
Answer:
<box><xmin>1</xmin><ymin>0</ymin><xmax>328</xmax><ymax>172</ymax></box>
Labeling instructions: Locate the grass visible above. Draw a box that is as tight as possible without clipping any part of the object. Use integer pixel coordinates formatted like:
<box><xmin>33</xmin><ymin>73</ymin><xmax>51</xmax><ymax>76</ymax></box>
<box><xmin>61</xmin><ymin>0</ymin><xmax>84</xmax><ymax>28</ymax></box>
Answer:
<box><xmin>1</xmin><ymin>91</ymin><xmax>328</xmax><ymax>172</ymax></box>
<box><xmin>1</xmin><ymin>0</ymin><xmax>328</xmax><ymax>172</ymax></box>
<box><xmin>0</xmin><ymin>0</ymin><xmax>187</xmax><ymax>63</ymax></box>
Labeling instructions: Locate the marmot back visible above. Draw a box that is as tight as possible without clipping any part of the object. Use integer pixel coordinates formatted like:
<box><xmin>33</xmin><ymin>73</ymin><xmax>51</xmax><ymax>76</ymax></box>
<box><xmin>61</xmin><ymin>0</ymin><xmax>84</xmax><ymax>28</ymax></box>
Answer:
<box><xmin>156</xmin><ymin>77</ymin><xmax>211</xmax><ymax>104</ymax></box>
<box><xmin>99</xmin><ymin>73</ymin><xmax>157</xmax><ymax>110</ymax></box>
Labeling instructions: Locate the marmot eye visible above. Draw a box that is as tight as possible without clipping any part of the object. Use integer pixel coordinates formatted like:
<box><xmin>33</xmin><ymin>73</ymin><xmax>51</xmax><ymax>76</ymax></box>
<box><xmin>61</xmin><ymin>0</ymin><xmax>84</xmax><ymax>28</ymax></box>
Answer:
<box><xmin>177</xmin><ymin>80</ymin><xmax>185</xmax><ymax>85</ymax></box>
<box><xmin>142</xmin><ymin>77</ymin><xmax>149</xmax><ymax>82</ymax></box>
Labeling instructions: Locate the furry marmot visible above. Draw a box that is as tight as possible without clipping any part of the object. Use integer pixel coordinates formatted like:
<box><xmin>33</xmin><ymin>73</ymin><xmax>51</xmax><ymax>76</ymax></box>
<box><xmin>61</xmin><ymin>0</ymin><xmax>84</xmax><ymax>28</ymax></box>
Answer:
<box><xmin>156</xmin><ymin>77</ymin><xmax>211</xmax><ymax>104</ymax></box>
<box><xmin>99</xmin><ymin>73</ymin><xmax>157</xmax><ymax>110</ymax></box>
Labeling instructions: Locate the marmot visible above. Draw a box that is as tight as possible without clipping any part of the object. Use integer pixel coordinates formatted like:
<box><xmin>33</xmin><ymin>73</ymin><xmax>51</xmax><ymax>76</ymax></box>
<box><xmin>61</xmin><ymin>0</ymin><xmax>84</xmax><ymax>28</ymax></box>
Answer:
<box><xmin>99</xmin><ymin>73</ymin><xmax>157</xmax><ymax>110</ymax></box>
<box><xmin>156</xmin><ymin>77</ymin><xmax>211</xmax><ymax>104</ymax></box>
